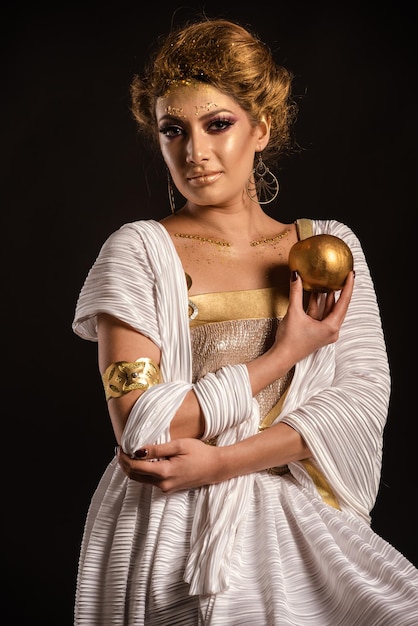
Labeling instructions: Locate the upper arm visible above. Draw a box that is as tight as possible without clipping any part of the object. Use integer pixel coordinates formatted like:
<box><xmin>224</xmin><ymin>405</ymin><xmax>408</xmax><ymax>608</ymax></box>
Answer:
<box><xmin>97</xmin><ymin>312</ymin><xmax>162</xmax><ymax>443</ymax></box>
<box><xmin>97</xmin><ymin>312</ymin><xmax>161</xmax><ymax>374</ymax></box>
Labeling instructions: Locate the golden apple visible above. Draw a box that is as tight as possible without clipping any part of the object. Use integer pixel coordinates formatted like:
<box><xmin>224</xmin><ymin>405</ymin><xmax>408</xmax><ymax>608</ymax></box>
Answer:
<box><xmin>288</xmin><ymin>234</ymin><xmax>353</xmax><ymax>292</ymax></box>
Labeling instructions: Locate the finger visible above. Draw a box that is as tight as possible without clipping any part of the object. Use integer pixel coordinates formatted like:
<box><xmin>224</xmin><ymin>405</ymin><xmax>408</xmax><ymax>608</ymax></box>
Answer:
<box><xmin>333</xmin><ymin>271</ymin><xmax>355</xmax><ymax>317</ymax></box>
<box><xmin>288</xmin><ymin>270</ymin><xmax>304</xmax><ymax>310</ymax></box>
<box><xmin>131</xmin><ymin>440</ymin><xmax>180</xmax><ymax>461</ymax></box>
<box><xmin>118</xmin><ymin>446</ymin><xmax>167</xmax><ymax>479</ymax></box>
<box><xmin>322</xmin><ymin>271</ymin><xmax>355</xmax><ymax>325</ymax></box>
<box><xmin>305</xmin><ymin>291</ymin><xmax>322</xmax><ymax>319</ymax></box>
<box><xmin>117</xmin><ymin>448</ymin><xmax>150</xmax><ymax>473</ymax></box>
<box><xmin>321</xmin><ymin>290</ymin><xmax>336</xmax><ymax>318</ymax></box>
<box><xmin>131</xmin><ymin>448</ymin><xmax>149</xmax><ymax>459</ymax></box>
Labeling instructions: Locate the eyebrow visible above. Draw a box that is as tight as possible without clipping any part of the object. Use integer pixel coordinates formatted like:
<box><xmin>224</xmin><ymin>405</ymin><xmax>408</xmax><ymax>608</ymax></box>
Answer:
<box><xmin>158</xmin><ymin>108</ymin><xmax>235</xmax><ymax>123</ymax></box>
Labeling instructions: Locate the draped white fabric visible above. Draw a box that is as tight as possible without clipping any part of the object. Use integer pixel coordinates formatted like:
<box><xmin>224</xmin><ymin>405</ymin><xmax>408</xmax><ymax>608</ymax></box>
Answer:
<box><xmin>283</xmin><ymin>220</ymin><xmax>391</xmax><ymax>521</ymax></box>
<box><xmin>72</xmin><ymin>219</ymin><xmax>418</xmax><ymax>625</ymax></box>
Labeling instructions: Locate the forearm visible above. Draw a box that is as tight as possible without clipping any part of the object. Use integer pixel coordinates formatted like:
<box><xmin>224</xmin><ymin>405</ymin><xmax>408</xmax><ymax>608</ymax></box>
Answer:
<box><xmin>214</xmin><ymin>421</ymin><xmax>311</xmax><ymax>481</ymax></box>
<box><xmin>245</xmin><ymin>346</ymin><xmax>293</xmax><ymax>396</ymax></box>
<box><xmin>117</xmin><ymin>422</ymin><xmax>312</xmax><ymax>494</ymax></box>
<box><xmin>169</xmin><ymin>390</ymin><xmax>205</xmax><ymax>440</ymax></box>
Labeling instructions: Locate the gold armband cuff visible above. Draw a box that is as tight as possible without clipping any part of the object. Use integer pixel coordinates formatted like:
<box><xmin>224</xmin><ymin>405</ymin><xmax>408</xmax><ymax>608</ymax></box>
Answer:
<box><xmin>102</xmin><ymin>358</ymin><xmax>161</xmax><ymax>401</ymax></box>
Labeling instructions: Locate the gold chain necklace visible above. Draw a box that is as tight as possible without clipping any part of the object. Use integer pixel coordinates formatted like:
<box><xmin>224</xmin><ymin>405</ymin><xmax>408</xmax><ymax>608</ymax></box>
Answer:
<box><xmin>249</xmin><ymin>230</ymin><xmax>290</xmax><ymax>246</ymax></box>
<box><xmin>174</xmin><ymin>229</ymin><xmax>290</xmax><ymax>247</ymax></box>
<box><xmin>174</xmin><ymin>233</ymin><xmax>231</xmax><ymax>247</ymax></box>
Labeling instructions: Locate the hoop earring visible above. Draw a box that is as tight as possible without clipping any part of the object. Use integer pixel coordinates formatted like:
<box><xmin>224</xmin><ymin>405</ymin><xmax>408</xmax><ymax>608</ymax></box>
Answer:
<box><xmin>246</xmin><ymin>153</ymin><xmax>279</xmax><ymax>205</ymax></box>
<box><xmin>167</xmin><ymin>169</ymin><xmax>176</xmax><ymax>214</ymax></box>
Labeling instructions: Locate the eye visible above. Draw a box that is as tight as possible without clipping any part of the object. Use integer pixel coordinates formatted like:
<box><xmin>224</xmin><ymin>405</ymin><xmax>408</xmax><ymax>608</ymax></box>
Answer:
<box><xmin>208</xmin><ymin>118</ymin><xmax>235</xmax><ymax>132</ymax></box>
<box><xmin>159</xmin><ymin>124</ymin><xmax>184</xmax><ymax>138</ymax></box>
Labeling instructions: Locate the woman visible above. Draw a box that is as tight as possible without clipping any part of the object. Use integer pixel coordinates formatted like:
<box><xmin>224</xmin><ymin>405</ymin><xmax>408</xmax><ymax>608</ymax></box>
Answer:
<box><xmin>72</xmin><ymin>17</ymin><xmax>418</xmax><ymax>625</ymax></box>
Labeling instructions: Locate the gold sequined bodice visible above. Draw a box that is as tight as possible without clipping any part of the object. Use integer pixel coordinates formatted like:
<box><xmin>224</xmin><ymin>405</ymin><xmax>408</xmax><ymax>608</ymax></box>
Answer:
<box><xmin>189</xmin><ymin>287</ymin><xmax>294</xmax><ymax>422</ymax></box>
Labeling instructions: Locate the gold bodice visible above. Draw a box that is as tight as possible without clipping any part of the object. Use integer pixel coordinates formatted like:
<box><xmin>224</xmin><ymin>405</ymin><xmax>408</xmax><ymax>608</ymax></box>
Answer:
<box><xmin>189</xmin><ymin>286</ymin><xmax>293</xmax><ymax>423</ymax></box>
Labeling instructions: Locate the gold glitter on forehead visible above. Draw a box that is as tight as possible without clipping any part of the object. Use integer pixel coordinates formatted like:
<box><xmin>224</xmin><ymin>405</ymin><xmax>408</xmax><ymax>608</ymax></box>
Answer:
<box><xmin>160</xmin><ymin>81</ymin><xmax>220</xmax><ymax>118</ymax></box>
<box><xmin>165</xmin><ymin>105</ymin><xmax>186</xmax><ymax>117</ymax></box>
<box><xmin>194</xmin><ymin>103</ymin><xmax>218</xmax><ymax>115</ymax></box>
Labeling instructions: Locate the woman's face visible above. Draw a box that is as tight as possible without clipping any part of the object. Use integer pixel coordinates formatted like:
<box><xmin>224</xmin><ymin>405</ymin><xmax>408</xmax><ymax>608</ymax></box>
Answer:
<box><xmin>156</xmin><ymin>83</ymin><xmax>269</xmax><ymax>208</ymax></box>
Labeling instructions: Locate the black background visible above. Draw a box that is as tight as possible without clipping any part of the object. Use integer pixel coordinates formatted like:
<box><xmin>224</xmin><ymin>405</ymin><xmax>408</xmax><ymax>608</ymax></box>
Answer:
<box><xmin>2</xmin><ymin>1</ymin><xmax>416</xmax><ymax>623</ymax></box>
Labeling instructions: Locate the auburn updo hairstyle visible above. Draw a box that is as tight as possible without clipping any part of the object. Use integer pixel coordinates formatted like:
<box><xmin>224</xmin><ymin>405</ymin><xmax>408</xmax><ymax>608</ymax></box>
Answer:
<box><xmin>130</xmin><ymin>18</ymin><xmax>298</xmax><ymax>163</ymax></box>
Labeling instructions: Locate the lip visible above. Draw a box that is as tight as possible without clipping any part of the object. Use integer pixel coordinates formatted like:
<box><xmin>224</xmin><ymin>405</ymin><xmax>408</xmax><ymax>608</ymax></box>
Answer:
<box><xmin>187</xmin><ymin>171</ymin><xmax>222</xmax><ymax>186</ymax></box>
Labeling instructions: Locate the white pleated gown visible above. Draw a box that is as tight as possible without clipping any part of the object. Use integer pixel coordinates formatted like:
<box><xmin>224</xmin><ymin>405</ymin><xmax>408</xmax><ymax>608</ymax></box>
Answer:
<box><xmin>73</xmin><ymin>219</ymin><xmax>418</xmax><ymax>624</ymax></box>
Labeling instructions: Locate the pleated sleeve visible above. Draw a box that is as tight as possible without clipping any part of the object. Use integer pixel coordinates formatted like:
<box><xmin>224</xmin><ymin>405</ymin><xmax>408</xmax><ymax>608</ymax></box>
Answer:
<box><xmin>282</xmin><ymin>219</ymin><xmax>391</xmax><ymax>522</ymax></box>
<box><xmin>72</xmin><ymin>221</ymin><xmax>162</xmax><ymax>348</ymax></box>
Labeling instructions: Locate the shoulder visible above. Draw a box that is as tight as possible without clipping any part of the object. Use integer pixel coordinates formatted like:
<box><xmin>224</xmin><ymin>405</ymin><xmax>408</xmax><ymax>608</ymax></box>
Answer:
<box><xmin>99</xmin><ymin>219</ymin><xmax>167</xmax><ymax>255</ymax></box>
<box><xmin>106</xmin><ymin>219</ymin><xmax>162</xmax><ymax>243</ymax></box>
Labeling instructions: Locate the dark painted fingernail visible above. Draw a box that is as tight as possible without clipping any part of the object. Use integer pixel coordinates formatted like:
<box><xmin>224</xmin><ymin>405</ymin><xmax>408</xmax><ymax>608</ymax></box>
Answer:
<box><xmin>291</xmin><ymin>270</ymin><xmax>298</xmax><ymax>282</ymax></box>
<box><xmin>133</xmin><ymin>449</ymin><xmax>148</xmax><ymax>459</ymax></box>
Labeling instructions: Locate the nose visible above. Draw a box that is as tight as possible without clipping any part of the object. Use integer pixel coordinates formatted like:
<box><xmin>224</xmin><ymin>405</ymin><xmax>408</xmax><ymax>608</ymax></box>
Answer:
<box><xmin>185</xmin><ymin>130</ymin><xmax>209</xmax><ymax>164</ymax></box>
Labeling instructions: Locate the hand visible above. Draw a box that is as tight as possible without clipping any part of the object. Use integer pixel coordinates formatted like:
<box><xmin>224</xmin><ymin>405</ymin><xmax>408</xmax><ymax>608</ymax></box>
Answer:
<box><xmin>272</xmin><ymin>270</ymin><xmax>355</xmax><ymax>366</ymax></box>
<box><xmin>117</xmin><ymin>439</ymin><xmax>222</xmax><ymax>494</ymax></box>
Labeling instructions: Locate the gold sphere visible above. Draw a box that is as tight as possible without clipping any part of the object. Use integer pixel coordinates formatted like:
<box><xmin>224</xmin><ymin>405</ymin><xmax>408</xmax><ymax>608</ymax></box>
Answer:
<box><xmin>288</xmin><ymin>234</ymin><xmax>354</xmax><ymax>292</ymax></box>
